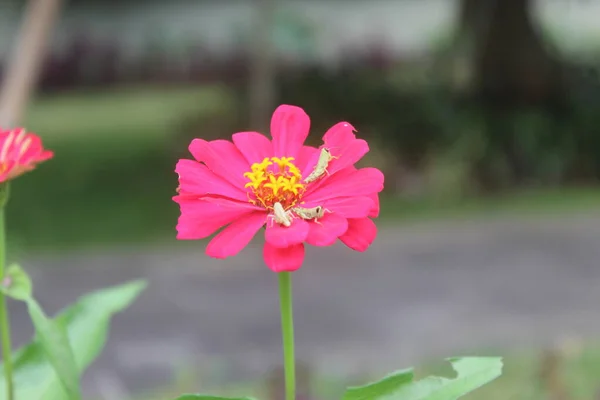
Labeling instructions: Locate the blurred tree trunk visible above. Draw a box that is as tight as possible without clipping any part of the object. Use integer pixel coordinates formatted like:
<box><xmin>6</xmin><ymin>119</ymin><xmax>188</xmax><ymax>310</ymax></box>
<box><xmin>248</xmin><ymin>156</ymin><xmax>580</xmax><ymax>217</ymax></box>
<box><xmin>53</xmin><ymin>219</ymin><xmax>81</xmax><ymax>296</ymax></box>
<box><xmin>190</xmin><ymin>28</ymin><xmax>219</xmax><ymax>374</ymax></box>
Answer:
<box><xmin>460</xmin><ymin>0</ymin><xmax>566</xmax><ymax>108</ymax></box>
<box><xmin>248</xmin><ymin>0</ymin><xmax>277</xmax><ymax>133</ymax></box>
<box><xmin>458</xmin><ymin>0</ymin><xmax>568</xmax><ymax>190</ymax></box>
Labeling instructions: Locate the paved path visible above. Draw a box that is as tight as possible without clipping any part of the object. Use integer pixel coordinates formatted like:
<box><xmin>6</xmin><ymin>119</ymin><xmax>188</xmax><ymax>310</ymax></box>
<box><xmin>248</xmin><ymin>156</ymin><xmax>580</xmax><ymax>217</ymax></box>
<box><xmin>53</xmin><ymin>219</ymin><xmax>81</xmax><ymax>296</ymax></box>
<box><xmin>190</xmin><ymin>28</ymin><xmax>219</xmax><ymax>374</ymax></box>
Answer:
<box><xmin>9</xmin><ymin>211</ymin><xmax>600</xmax><ymax>397</ymax></box>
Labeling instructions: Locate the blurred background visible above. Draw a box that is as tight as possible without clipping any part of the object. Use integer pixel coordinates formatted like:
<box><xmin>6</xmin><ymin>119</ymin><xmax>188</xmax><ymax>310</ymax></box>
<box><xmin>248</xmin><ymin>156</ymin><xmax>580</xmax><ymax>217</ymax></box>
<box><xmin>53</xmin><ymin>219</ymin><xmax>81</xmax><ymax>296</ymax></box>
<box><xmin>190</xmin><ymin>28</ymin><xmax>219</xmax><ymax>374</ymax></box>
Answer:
<box><xmin>3</xmin><ymin>0</ymin><xmax>600</xmax><ymax>398</ymax></box>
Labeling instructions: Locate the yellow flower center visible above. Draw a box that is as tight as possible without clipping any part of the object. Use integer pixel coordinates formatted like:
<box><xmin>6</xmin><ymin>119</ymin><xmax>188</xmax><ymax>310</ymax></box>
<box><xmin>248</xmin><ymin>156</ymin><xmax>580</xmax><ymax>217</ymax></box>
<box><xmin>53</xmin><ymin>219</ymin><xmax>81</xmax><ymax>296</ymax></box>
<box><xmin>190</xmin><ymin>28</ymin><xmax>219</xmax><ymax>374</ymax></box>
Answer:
<box><xmin>244</xmin><ymin>156</ymin><xmax>305</xmax><ymax>210</ymax></box>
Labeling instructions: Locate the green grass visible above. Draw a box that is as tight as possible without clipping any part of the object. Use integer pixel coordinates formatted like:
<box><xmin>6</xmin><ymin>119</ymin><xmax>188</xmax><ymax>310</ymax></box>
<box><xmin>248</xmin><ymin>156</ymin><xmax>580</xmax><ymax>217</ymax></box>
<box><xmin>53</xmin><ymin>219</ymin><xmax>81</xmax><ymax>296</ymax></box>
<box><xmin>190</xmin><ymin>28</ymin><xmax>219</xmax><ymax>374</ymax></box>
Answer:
<box><xmin>461</xmin><ymin>345</ymin><xmax>600</xmax><ymax>399</ymax></box>
<box><xmin>7</xmin><ymin>85</ymin><xmax>600</xmax><ymax>254</ymax></box>
<box><xmin>380</xmin><ymin>186</ymin><xmax>600</xmax><ymax>224</ymax></box>
<box><xmin>26</xmin><ymin>84</ymin><xmax>233</xmax><ymax>139</ymax></box>
<box><xmin>334</xmin><ymin>345</ymin><xmax>600</xmax><ymax>400</ymax></box>
<box><xmin>8</xmin><ymin>84</ymin><xmax>234</xmax><ymax>254</ymax></box>
<box><xmin>127</xmin><ymin>343</ymin><xmax>600</xmax><ymax>400</ymax></box>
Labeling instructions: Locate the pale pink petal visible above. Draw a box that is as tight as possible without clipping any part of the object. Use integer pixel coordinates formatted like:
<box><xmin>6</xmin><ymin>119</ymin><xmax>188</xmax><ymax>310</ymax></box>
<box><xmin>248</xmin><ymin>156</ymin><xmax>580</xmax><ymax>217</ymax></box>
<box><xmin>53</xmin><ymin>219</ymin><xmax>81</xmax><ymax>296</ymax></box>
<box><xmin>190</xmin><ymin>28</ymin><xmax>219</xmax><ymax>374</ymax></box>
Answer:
<box><xmin>304</xmin><ymin>167</ymin><xmax>384</xmax><ymax>202</ymax></box>
<box><xmin>270</xmin><ymin>105</ymin><xmax>310</xmax><ymax>159</ymax></box>
<box><xmin>206</xmin><ymin>212</ymin><xmax>267</xmax><ymax>258</ymax></box>
<box><xmin>339</xmin><ymin>218</ymin><xmax>377</xmax><ymax>252</ymax></box>
<box><xmin>321</xmin><ymin>122</ymin><xmax>369</xmax><ymax>175</ymax></box>
<box><xmin>265</xmin><ymin>217</ymin><xmax>310</xmax><ymax>248</ymax></box>
<box><xmin>188</xmin><ymin>139</ymin><xmax>250</xmax><ymax>188</ymax></box>
<box><xmin>232</xmin><ymin>131</ymin><xmax>273</xmax><ymax>165</ymax></box>
<box><xmin>0</xmin><ymin>129</ymin><xmax>53</xmax><ymax>181</ymax></box>
<box><xmin>297</xmin><ymin>145</ymin><xmax>320</xmax><ymax>177</ymax></box>
<box><xmin>322</xmin><ymin>196</ymin><xmax>375</xmax><ymax>218</ymax></box>
<box><xmin>368</xmin><ymin>193</ymin><xmax>380</xmax><ymax>218</ymax></box>
<box><xmin>176</xmin><ymin>159</ymin><xmax>247</xmax><ymax>201</ymax></box>
<box><xmin>306</xmin><ymin>213</ymin><xmax>348</xmax><ymax>247</ymax></box>
<box><xmin>263</xmin><ymin>242</ymin><xmax>305</xmax><ymax>272</ymax></box>
<box><xmin>17</xmin><ymin>134</ymin><xmax>45</xmax><ymax>162</ymax></box>
<box><xmin>174</xmin><ymin>197</ymin><xmax>260</xmax><ymax>240</ymax></box>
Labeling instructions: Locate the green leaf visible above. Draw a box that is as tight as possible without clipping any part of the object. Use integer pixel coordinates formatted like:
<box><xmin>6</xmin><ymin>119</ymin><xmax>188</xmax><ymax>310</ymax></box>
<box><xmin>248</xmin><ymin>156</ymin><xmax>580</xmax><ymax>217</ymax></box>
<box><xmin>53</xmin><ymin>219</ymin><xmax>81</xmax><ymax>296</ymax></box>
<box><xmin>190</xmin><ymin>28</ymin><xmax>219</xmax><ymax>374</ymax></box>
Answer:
<box><xmin>343</xmin><ymin>357</ymin><xmax>503</xmax><ymax>400</ymax></box>
<box><xmin>1</xmin><ymin>264</ymin><xmax>32</xmax><ymax>301</ymax></box>
<box><xmin>174</xmin><ymin>396</ymin><xmax>256</xmax><ymax>400</ymax></box>
<box><xmin>0</xmin><ymin>264</ymin><xmax>81</xmax><ymax>399</ymax></box>
<box><xmin>0</xmin><ymin>279</ymin><xmax>147</xmax><ymax>400</ymax></box>
<box><xmin>344</xmin><ymin>368</ymin><xmax>415</xmax><ymax>400</ymax></box>
<box><xmin>26</xmin><ymin>298</ymin><xmax>81</xmax><ymax>400</ymax></box>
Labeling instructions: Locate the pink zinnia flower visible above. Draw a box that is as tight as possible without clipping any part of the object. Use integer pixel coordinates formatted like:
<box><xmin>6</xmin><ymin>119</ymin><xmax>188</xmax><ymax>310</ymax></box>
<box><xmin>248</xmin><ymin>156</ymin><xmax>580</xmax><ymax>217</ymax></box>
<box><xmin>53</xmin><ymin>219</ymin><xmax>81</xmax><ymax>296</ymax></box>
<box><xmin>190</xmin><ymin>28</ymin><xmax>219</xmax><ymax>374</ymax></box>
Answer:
<box><xmin>173</xmin><ymin>105</ymin><xmax>384</xmax><ymax>272</ymax></box>
<box><xmin>0</xmin><ymin>128</ymin><xmax>53</xmax><ymax>183</ymax></box>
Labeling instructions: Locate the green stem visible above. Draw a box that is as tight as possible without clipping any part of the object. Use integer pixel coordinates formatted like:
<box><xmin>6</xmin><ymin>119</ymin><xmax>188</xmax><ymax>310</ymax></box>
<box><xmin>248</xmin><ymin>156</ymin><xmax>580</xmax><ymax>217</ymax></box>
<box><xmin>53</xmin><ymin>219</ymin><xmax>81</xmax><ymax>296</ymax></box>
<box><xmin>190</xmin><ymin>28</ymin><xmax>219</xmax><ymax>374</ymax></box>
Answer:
<box><xmin>278</xmin><ymin>272</ymin><xmax>296</xmax><ymax>400</ymax></box>
<box><xmin>0</xmin><ymin>184</ymin><xmax>13</xmax><ymax>400</ymax></box>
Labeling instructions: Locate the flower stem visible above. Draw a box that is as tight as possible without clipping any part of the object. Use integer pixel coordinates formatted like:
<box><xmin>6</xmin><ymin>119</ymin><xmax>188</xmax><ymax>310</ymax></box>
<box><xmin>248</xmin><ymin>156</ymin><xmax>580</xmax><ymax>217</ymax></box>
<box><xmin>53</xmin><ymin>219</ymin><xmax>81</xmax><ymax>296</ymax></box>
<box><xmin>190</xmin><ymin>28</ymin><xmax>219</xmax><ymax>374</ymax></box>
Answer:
<box><xmin>0</xmin><ymin>184</ymin><xmax>13</xmax><ymax>400</ymax></box>
<box><xmin>278</xmin><ymin>272</ymin><xmax>296</xmax><ymax>400</ymax></box>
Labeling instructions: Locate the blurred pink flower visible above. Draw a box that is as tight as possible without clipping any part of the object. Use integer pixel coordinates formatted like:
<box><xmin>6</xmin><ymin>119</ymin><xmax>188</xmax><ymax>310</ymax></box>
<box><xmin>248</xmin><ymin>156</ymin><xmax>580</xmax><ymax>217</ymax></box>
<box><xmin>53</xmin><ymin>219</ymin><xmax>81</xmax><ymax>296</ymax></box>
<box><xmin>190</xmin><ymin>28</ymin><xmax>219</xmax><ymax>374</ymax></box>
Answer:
<box><xmin>173</xmin><ymin>105</ymin><xmax>384</xmax><ymax>272</ymax></box>
<box><xmin>0</xmin><ymin>128</ymin><xmax>53</xmax><ymax>183</ymax></box>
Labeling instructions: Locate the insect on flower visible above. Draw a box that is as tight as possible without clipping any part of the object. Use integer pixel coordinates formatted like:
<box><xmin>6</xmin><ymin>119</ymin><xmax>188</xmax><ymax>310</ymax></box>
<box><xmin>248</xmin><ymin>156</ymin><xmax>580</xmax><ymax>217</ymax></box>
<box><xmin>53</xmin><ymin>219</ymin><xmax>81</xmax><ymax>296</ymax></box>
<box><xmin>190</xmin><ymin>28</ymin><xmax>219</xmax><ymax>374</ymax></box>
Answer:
<box><xmin>303</xmin><ymin>147</ymin><xmax>337</xmax><ymax>184</ymax></box>
<box><xmin>173</xmin><ymin>104</ymin><xmax>384</xmax><ymax>272</ymax></box>
<box><xmin>270</xmin><ymin>201</ymin><xmax>293</xmax><ymax>227</ymax></box>
<box><xmin>291</xmin><ymin>205</ymin><xmax>329</xmax><ymax>223</ymax></box>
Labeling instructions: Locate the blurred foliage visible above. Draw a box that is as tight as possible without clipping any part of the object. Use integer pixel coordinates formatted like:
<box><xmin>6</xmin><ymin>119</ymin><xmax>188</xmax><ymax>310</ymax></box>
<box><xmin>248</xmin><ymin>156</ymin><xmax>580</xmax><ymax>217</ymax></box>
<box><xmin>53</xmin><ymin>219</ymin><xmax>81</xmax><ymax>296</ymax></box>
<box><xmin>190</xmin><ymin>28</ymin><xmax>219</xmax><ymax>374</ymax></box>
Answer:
<box><xmin>8</xmin><ymin>86</ymin><xmax>231</xmax><ymax>252</ymax></box>
<box><xmin>0</xmin><ymin>279</ymin><xmax>146</xmax><ymax>400</ymax></box>
<box><xmin>277</xmin><ymin>66</ymin><xmax>450</xmax><ymax>166</ymax></box>
<box><xmin>26</xmin><ymin>3</ymin><xmax>600</xmax><ymax>197</ymax></box>
<box><xmin>274</xmin><ymin>57</ymin><xmax>600</xmax><ymax>194</ymax></box>
<box><xmin>7</xmin><ymin>42</ymin><xmax>600</xmax><ymax>251</ymax></box>
<box><xmin>142</xmin><ymin>343</ymin><xmax>600</xmax><ymax>400</ymax></box>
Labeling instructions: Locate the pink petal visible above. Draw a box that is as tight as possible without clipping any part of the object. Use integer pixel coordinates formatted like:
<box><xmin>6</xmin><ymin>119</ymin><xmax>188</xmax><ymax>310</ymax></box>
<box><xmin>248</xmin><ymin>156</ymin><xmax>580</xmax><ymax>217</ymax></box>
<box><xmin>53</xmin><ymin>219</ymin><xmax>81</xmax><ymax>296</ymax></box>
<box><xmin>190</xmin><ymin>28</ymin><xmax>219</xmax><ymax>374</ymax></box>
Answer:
<box><xmin>297</xmin><ymin>145</ymin><xmax>320</xmax><ymax>177</ymax></box>
<box><xmin>0</xmin><ymin>160</ymin><xmax>15</xmax><ymax>181</ymax></box>
<box><xmin>339</xmin><ymin>218</ymin><xmax>377</xmax><ymax>252</ymax></box>
<box><xmin>304</xmin><ymin>167</ymin><xmax>384</xmax><ymax>203</ymax></box>
<box><xmin>306</xmin><ymin>213</ymin><xmax>348</xmax><ymax>247</ymax></box>
<box><xmin>17</xmin><ymin>134</ymin><xmax>45</xmax><ymax>162</ymax></box>
<box><xmin>176</xmin><ymin>159</ymin><xmax>248</xmax><ymax>201</ymax></box>
<box><xmin>321</xmin><ymin>122</ymin><xmax>369</xmax><ymax>175</ymax></box>
<box><xmin>264</xmin><ymin>217</ymin><xmax>309</xmax><ymax>248</ymax></box>
<box><xmin>0</xmin><ymin>128</ymin><xmax>53</xmax><ymax>181</ymax></box>
<box><xmin>206</xmin><ymin>211</ymin><xmax>267</xmax><ymax>258</ymax></box>
<box><xmin>270</xmin><ymin>105</ymin><xmax>310</xmax><ymax>159</ymax></box>
<box><xmin>322</xmin><ymin>196</ymin><xmax>375</xmax><ymax>218</ymax></box>
<box><xmin>188</xmin><ymin>139</ymin><xmax>250</xmax><ymax>188</ymax></box>
<box><xmin>174</xmin><ymin>193</ymin><xmax>261</xmax><ymax>211</ymax></box>
<box><xmin>302</xmin><ymin>164</ymin><xmax>356</xmax><ymax>195</ymax></box>
<box><xmin>263</xmin><ymin>242</ymin><xmax>305</xmax><ymax>272</ymax></box>
<box><xmin>330</xmin><ymin>139</ymin><xmax>369</xmax><ymax>174</ymax></box>
<box><xmin>368</xmin><ymin>193</ymin><xmax>380</xmax><ymax>218</ymax></box>
<box><xmin>322</xmin><ymin>121</ymin><xmax>357</xmax><ymax>145</ymax></box>
<box><xmin>232</xmin><ymin>131</ymin><xmax>273</xmax><ymax>165</ymax></box>
<box><xmin>174</xmin><ymin>197</ymin><xmax>260</xmax><ymax>240</ymax></box>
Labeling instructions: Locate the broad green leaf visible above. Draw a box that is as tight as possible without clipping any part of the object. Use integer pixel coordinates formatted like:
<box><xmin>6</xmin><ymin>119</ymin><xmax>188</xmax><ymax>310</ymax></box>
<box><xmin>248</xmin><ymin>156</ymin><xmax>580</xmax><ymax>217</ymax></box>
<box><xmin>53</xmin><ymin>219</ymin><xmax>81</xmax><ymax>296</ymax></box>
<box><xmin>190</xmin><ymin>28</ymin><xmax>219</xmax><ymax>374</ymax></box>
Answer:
<box><xmin>174</xmin><ymin>396</ymin><xmax>256</xmax><ymax>400</ymax></box>
<box><xmin>0</xmin><ymin>279</ymin><xmax>147</xmax><ymax>400</ymax></box>
<box><xmin>343</xmin><ymin>357</ymin><xmax>503</xmax><ymax>400</ymax></box>
<box><xmin>343</xmin><ymin>368</ymin><xmax>414</xmax><ymax>400</ymax></box>
<box><xmin>26</xmin><ymin>298</ymin><xmax>81</xmax><ymax>400</ymax></box>
<box><xmin>1</xmin><ymin>264</ymin><xmax>32</xmax><ymax>301</ymax></box>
